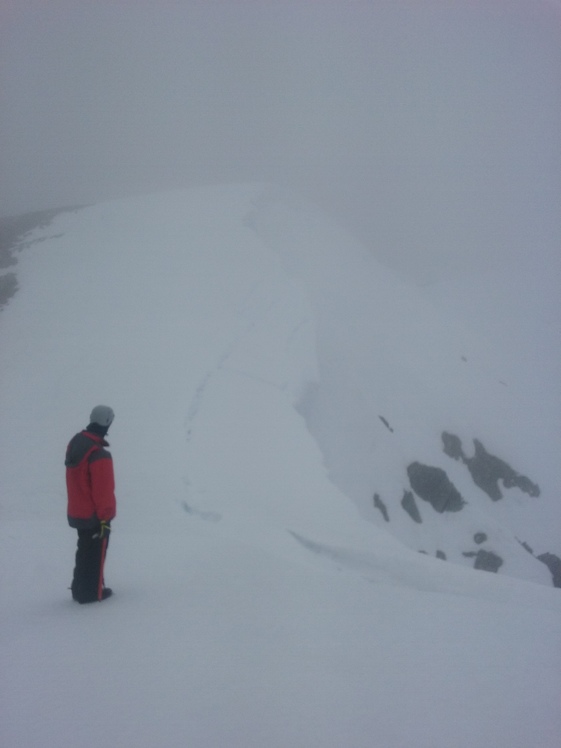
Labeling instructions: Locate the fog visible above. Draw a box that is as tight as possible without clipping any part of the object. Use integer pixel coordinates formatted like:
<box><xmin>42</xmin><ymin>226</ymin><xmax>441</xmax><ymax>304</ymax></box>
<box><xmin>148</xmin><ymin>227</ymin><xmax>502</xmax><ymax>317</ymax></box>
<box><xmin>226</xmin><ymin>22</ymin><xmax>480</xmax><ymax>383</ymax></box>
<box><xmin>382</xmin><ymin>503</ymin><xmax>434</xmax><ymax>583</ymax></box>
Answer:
<box><xmin>1</xmin><ymin>1</ymin><xmax>560</xmax><ymax>288</ymax></box>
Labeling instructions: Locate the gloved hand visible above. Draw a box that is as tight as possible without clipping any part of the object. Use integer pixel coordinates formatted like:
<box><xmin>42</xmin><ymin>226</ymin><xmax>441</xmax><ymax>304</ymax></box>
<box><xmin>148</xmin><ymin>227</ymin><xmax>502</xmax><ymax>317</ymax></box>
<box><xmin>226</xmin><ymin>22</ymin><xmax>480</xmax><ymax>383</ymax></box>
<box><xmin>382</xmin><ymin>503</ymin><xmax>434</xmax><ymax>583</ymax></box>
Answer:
<box><xmin>94</xmin><ymin>521</ymin><xmax>111</xmax><ymax>540</ymax></box>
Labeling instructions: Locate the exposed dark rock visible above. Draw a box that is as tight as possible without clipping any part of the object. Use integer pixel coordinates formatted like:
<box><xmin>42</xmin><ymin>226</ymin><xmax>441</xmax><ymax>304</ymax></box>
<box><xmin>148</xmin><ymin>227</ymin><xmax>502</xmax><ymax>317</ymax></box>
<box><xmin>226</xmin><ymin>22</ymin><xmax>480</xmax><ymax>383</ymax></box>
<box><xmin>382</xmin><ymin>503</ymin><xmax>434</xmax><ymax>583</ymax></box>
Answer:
<box><xmin>516</xmin><ymin>538</ymin><xmax>534</xmax><ymax>555</ymax></box>
<box><xmin>463</xmin><ymin>549</ymin><xmax>503</xmax><ymax>573</ymax></box>
<box><xmin>401</xmin><ymin>490</ymin><xmax>422</xmax><ymax>523</ymax></box>
<box><xmin>407</xmin><ymin>462</ymin><xmax>465</xmax><ymax>513</ymax></box>
<box><xmin>473</xmin><ymin>532</ymin><xmax>487</xmax><ymax>545</ymax></box>
<box><xmin>0</xmin><ymin>246</ymin><xmax>18</xmax><ymax>269</ymax></box>
<box><xmin>503</xmin><ymin>473</ymin><xmax>539</xmax><ymax>496</ymax></box>
<box><xmin>0</xmin><ymin>272</ymin><xmax>18</xmax><ymax>310</ymax></box>
<box><xmin>474</xmin><ymin>550</ymin><xmax>503</xmax><ymax>572</ymax></box>
<box><xmin>373</xmin><ymin>493</ymin><xmax>389</xmax><ymax>522</ymax></box>
<box><xmin>442</xmin><ymin>432</ymin><xmax>464</xmax><ymax>461</ymax></box>
<box><xmin>537</xmin><ymin>553</ymin><xmax>561</xmax><ymax>588</ymax></box>
<box><xmin>378</xmin><ymin>415</ymin><xmax>394</xmax><ymax>433</ymax></box>
<box><xmin>470</xmin><ymin>440</ymin><xmax>521</xmax><ymax>500</ymax></box>
<box><xmin>0</xmin><ymin>207</ymin><xmax>81</xmax><ymax>313</ymax></box>
<box><xmin>441</xmin><ymin>432</ymin><xmax>540</xmax><ymax>501</ymax></box>
<box><xmin>436</xmin><ymin>550</ymin><xmax>447</xmax><ymax>560</ymax></box>
<box><xmin>0</xmin><ymin>208</ymin><xmax>74</xmax><ymax>256</ymax></box>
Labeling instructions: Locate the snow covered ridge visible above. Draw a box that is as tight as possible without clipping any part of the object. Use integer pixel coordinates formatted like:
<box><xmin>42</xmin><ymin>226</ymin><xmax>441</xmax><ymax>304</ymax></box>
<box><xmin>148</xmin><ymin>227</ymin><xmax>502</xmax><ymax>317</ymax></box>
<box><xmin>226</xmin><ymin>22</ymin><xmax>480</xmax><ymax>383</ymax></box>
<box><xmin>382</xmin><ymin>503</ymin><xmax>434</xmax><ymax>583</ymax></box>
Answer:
<box><xmin>2</xmin><ymin>184</ymin><xmax>560</xmax><ymax>747</ymax></box>
<box><xmin>0</xmin><ymin>207</ymin><xmax>72</xmax><ymax>309</ymax></box>
<box><xmin>1</xmin><ymin>184</ymin><xmax>559</xmax><ymax>588</ymax></box>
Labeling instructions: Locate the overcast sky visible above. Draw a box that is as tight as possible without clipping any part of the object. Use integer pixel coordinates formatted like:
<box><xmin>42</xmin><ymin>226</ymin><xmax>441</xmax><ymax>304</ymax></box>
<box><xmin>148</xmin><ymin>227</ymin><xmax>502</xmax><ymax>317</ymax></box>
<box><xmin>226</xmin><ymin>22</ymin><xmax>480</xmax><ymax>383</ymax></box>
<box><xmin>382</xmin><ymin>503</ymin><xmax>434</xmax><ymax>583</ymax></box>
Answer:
<box><xmin>1</xmin><ymin>0</ymin><xmax>560</xmax><ymax>271</ymax></box>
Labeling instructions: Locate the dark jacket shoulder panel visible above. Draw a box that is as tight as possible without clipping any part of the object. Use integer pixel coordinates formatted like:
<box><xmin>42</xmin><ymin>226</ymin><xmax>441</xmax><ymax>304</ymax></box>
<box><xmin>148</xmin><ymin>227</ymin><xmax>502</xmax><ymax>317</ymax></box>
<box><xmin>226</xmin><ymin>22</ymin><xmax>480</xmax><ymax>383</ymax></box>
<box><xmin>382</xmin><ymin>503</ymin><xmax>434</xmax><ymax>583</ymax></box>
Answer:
<box><xmin>89</xmin><ymin>447</ymin><xmax>111</xmax><ymax>464</ymax></box>
<box><xmin>65</xmin><ymin>431</ymin><xmax>108</xmax><ymax>467</ymax></box>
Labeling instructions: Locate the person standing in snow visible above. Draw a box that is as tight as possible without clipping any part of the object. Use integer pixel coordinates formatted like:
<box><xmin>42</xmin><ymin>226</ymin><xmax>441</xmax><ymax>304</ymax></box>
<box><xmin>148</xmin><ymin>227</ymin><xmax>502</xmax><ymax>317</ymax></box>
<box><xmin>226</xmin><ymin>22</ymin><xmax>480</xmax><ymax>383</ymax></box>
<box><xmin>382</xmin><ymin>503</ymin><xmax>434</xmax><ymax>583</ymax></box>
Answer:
<box><xmin>65</xmin><ymin>405</ymin><xmax>116</xmax><ymax>603</ymax></box>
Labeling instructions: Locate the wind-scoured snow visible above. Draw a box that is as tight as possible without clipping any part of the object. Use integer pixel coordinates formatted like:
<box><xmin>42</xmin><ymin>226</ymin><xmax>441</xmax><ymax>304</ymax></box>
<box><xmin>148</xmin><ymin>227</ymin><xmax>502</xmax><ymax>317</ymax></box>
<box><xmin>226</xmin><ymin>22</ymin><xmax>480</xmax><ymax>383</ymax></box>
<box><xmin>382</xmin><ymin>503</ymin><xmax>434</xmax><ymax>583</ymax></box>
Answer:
<box><xmin>1</xmin><ymin>185</ymin><xmax>560</xmax><ymax>748</ymax></box>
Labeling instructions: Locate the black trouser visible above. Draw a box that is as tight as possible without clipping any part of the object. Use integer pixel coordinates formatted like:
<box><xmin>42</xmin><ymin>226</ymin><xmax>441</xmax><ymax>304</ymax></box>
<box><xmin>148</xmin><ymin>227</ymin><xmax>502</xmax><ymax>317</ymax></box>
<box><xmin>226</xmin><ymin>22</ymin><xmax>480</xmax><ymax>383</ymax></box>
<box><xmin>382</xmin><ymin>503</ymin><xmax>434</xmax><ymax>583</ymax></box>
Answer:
<box><xmin>71</xmin><ymin>527</ymin><xmax>109</xmax><ymax>603</ymax></box>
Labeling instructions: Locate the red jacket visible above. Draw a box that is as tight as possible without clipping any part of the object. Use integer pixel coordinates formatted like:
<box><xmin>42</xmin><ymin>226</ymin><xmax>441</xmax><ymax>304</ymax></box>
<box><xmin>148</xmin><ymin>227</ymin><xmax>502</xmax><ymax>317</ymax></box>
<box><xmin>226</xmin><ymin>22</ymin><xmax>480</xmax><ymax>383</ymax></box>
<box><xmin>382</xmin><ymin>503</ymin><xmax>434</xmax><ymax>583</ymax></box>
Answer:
<box><xmin>65</xmin><ymin>430</ymin><xmax>116</xmax><ymax>528</ymax></box>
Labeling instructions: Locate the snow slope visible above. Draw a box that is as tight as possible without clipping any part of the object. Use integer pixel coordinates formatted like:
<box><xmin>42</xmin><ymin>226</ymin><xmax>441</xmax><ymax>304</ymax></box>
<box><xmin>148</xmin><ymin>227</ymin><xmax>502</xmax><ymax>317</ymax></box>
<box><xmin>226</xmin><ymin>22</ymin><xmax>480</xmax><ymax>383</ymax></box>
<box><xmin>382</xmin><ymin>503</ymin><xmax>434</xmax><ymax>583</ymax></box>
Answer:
<box><xmin>1</xmin><ymin>185</ymin><xmax>560</xmax><ymax>748</ymax></box>
<box><xmin>246</xmin><ymin>188</ymin><xmax>560</xmax><ymax>581</ymax></box>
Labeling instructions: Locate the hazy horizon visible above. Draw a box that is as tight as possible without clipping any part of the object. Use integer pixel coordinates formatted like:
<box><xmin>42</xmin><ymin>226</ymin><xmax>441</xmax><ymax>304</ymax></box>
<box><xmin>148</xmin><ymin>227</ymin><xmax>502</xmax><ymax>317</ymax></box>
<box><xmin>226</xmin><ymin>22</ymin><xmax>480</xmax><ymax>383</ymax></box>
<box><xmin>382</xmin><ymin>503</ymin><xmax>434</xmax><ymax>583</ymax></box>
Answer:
<box><xmin>2</xmin><ymin>1</ymin><xmax>560</xmax><ymax>260</ymax></box>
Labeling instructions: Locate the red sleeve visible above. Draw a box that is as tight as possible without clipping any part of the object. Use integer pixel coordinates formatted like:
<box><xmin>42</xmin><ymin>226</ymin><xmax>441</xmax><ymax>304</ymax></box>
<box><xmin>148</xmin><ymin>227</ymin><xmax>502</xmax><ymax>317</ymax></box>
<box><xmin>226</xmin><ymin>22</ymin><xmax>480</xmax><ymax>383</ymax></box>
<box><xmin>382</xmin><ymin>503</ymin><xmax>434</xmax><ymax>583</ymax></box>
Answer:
<box><xmin>89</xmin><ymin>453</ymin><xmax>117</xmax><ymax>522</ymax></box>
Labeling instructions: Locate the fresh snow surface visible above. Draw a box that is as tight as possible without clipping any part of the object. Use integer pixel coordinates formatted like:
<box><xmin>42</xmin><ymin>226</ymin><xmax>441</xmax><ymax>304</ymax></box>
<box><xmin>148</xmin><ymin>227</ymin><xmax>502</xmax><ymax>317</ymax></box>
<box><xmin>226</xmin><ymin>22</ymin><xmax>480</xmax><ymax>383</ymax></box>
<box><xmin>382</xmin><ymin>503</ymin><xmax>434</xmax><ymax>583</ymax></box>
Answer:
<box><xmin>1</xmin><ymin>184</ymin><xmax>560</xmax><ymax>748</ymax></box>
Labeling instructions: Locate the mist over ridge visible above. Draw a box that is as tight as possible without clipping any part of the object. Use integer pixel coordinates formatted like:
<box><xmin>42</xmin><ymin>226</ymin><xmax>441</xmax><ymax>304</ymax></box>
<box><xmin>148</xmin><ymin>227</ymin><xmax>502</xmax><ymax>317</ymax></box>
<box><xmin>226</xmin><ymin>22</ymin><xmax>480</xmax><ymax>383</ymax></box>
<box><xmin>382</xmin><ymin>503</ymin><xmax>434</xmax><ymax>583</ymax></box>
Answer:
<box><xmin>2</xmin><ymin>2</ymin><xmax>559</xmax><ymax>381</ymax></box>
<box><xmin>2</xmin><ymin>1</ymin><xmax>559</xmax><ymax>255</ymax></box>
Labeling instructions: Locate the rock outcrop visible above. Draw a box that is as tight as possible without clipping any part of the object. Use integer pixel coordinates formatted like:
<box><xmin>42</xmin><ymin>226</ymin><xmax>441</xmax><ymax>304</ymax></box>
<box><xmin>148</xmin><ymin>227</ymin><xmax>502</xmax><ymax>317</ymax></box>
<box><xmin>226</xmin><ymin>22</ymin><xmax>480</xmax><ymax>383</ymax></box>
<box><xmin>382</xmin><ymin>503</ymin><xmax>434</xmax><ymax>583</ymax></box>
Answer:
<box><xmin>401</xmin><ymin>490</ymin><xmax>422</xmax><ymax>523</ymax></box>
<box><xmin>407</xmin><ymin>462</ymin><xmax>465</xmax><ymax>513</ymax></box>
<box><xmin>442</xmin><ymin>432</ymin><xmax>540</xmax><ymax>501</ymax></box>
<box><xmin>463</xmin><ymin>549</ymin><xmax>504</xmax><ymax>573</ymax></box>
